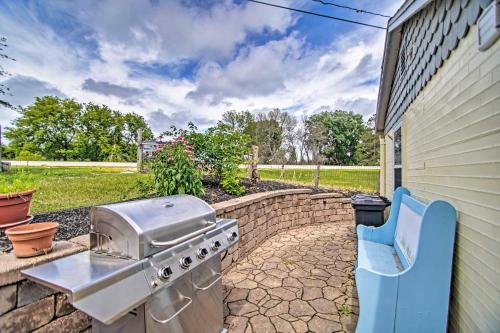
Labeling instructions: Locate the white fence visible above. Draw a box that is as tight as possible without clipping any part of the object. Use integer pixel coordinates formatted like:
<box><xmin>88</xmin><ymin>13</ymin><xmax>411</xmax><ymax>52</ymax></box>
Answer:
<box><xmin>239</xmin><ymin>164</ymin><xmax>380</xmax><ymax>170</ymax></box>
<box><xmin>6</xmin><ymin>161</ymin><xmax>380</xmax><ymax>170</ymax></box>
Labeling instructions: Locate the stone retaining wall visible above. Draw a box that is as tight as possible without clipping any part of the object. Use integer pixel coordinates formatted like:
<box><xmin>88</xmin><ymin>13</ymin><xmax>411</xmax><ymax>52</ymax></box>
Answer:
<box><xmin>214</xmin><ymin>189</ymin><xmax>354</xmax><ymax>273</ymax></box>
<box><xmin>0</xmin><ymin>189</ymin><xmax>354</xmax><ymax>332</ymax></box>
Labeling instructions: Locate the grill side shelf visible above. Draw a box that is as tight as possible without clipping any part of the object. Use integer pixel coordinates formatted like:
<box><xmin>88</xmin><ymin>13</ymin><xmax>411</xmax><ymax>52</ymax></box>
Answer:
<box><xmin>21</xmin><ymin>251</ymin><xmax>152</xmax><ymax>325</ymax></box>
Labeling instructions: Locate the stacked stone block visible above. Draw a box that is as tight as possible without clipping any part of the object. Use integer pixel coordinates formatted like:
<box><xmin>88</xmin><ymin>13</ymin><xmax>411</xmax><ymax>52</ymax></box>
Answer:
<box><xmin>214</xmin><ymin>190</ymin><xmax>354</xmax><ymax>274</ymax></box>
<box><xmin>0</xmin><ymin>240</ymin><xmax>91</xmax><ymax>333</ymax></box>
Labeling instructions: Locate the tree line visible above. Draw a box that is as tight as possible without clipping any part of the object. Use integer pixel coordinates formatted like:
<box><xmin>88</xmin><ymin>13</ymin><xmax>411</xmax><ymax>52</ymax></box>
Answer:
<box><xmin>222</xmin><ymin>109</ymin><xmax>379</xmax><ymax>165</ymax></box>
<box><xmin>3</xmin><ymin>96</ymin><xmax>153</xmax><ymax>161</ymax></box>
<box><xmin>2</xmin><ymin>96</ymin><xmax>378</xmax><ymax>165</ymax></box>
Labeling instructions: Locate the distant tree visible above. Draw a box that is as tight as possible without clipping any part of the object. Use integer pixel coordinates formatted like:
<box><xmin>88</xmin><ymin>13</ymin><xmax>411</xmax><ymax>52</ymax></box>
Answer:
<box><xmin>5</xmin><ymin>96</ymin><xmax>82</xmax><ymax>160</ymax></box>
<box><xmin>254</xmin><ymin>109</ymin><xmax>296</xmax><ymax>163</ymax></box>
<box><xmin>74</xmin><ymin>103</ymin><xmax>119</xmax><ymax>161</ymax></box>
<box><xmin>305</xmin><ymin>110</ymin><xmax>364</xmax><ymax>165</ymax></box>
<box><xmin>354</xmin><ymin>115</ymin><xmax>380</xmax><ymax>165</ymax></box>
<box><xmin>5</xmin><ymin>96</ymin><xmax>153</xmax><ymax>161</ymax></box>
<box><xmin>221</xmin><ymin>110</ymin><xmax>256</xmax><ymax>139</ymax></box>
<box><xmin>0</xmin><ymin>37</ymin><xmax>15</xmax><ymax>109</ymax></box>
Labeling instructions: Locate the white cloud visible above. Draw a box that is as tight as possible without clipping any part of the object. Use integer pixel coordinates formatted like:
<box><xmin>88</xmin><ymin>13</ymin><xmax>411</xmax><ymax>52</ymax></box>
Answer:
<box><xmin>1</xmin><ymin>0</ymin><xmax>402</xmax><ymax>135</ymax></box>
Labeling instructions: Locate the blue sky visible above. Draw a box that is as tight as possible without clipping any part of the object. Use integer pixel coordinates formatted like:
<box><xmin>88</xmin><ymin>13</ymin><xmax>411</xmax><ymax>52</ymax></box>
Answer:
<box><xmin>0</xmin><ymin>0</ymin><xmax>403</xmax><ymax>134</ymax></box>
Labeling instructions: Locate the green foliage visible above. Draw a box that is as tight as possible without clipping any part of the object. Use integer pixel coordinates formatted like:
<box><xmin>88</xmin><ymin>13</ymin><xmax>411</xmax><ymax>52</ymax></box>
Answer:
<box><xmin>305</xmin><ymin>110</ymin><xmax>365</xmax><ymax>165</ymax></box>
<box><xmin>221</xmin><ymin>109</ymin><xmax>296</xmax><ymax>164</ymax></box>
<box><xmin>354</xmin><ymin>115</ymin><xmax>380</xmax><ymax>165</ymax></box>
<box><xmin>188</xmin><ymin>123</ymin><xmax>249</xmax><ymax>195</ymax></box>
<box><xmin>222</xmin><ymin>110</ymin><xmax>256</xmax><ymax>140</ymax></box>
<box><xmin>149</xmin><ymin>136</ymin><xmax>204</xmax><ymax>197</ymax></box>
<box><xmin>4</xmin><ymin>96</ymin><xmax>153</xmax><ymax>161</ymax></box>
<box><xmin>337</xmin><ymin>304</ymin><xmax>351</xmax><ymax>316</ymax></box>
<box><xmin>17</xmin><ymin>150</ymin><xmax>45</xmax><ymax>161</ymax></box>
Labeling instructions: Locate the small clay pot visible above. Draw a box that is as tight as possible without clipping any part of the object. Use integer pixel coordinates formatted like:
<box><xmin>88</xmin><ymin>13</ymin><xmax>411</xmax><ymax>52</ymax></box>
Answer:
<box><xmin>5</xmin><ymin>222</ymin><xmax>59</xmax><ymax>258</ymax></box>
<box><xmin>0</xmin><ymin>190</ymin><xmax>36</xmax><ymax>226</ymax></box>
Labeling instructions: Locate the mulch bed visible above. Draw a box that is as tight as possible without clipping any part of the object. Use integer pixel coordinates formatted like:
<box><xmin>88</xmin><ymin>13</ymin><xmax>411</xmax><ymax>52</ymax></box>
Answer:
<box><xmin>0</xmin><ymin>178</ymin><xmax>349</xmax><ymax>253</ymax></box>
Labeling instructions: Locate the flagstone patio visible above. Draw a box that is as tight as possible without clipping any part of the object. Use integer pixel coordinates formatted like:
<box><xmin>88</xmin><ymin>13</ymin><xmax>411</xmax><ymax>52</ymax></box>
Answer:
<box><xmin>222</xmin><ymin>221</ymin><xmax>358</xmax><ymax>333</ymax></box>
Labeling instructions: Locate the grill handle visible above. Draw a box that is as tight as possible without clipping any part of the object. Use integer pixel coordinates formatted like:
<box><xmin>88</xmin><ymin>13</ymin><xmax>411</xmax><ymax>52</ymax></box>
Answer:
<box><xmin>150</xmin><ymin>222</ymin><xmax>216</xmax><ymax>248</ymax></box>
<box><xmin>148</xmin><ymin>295</ymin><xmax>193</xmax><ymax>324</ymax></box>
<box><xmin>192</xmin><ymin>273</ymin><xmax>222</xmax><ymax>291</ymax></box>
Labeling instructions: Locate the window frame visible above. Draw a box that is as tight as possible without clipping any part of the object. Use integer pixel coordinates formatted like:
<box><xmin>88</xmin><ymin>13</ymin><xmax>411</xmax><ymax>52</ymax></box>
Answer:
<box><xmin>393</xmin><ymin>121</ymin><xmax>403</xmax><ymax>190</ymax></box>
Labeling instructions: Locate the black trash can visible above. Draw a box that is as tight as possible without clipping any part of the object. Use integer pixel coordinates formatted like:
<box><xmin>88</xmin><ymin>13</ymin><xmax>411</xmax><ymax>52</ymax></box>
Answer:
<box><xmin>351</xmin><ymin>194</ymin><xmax>391</xmax><ymax>227</ymax></box>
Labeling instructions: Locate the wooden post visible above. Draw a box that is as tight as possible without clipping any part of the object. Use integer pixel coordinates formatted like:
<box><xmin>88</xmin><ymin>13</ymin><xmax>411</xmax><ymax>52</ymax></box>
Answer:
<box><xmin>250</xmin><ymin>145</ymin><xmax>259</xmax><ymax>185</ymax></box>
<box><xmin>137</xmin><ymin>129</ymin><xmax>143</xmax><ymax>173</ymax></box>
<box><xmin>314</xmin><ymin>164</ymin><xmax>321</xmax><ymax>189</ymax></box>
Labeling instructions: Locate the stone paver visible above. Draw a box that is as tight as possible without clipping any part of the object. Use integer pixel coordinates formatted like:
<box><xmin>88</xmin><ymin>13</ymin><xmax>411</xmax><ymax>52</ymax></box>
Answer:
<box><xmin>223</xmin><ymin>221</ymin><xmax>358</xmax><ymax>333</ymax></box>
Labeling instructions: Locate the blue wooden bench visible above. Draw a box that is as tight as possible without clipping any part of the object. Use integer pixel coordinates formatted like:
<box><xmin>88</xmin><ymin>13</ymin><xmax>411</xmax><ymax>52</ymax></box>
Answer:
<box><xmin>355</xmin><ymin>187</ymin><xmax>457</xmax><ymax>333</ymax></box>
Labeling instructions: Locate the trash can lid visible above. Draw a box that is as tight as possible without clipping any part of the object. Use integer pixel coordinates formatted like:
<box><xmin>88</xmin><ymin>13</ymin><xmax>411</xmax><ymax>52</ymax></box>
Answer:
<box><xmin>351</xmin><ymin>194</ymin><xmax>391</xmax><ymax>206</ymax></box>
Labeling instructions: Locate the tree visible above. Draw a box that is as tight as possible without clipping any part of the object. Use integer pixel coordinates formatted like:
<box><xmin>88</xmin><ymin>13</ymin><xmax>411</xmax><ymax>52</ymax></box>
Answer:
<box><xmin>0</xmin><ymin>37</ymin><xmax>15</xmax><ymax>109</ymax></box>
<box><xmin>254</xmin><ymin>109</ymin><xmax>296</xmax><ymax>163</ymax></box>
<box><xmin>354</xmin><ymin>115</ymin><xmax>380</xmax><ymax>165</ymax></box>
<box><xmin>5</xmin><ymin>96</ymin><xmax>153</xmax><ymax>161</ymax></box>
<box><xmin>5</xmin><ymin>96</ymin><xmax>82</xmax><ymax>160</ymax></box>
<box><xmin>305</xmin><ymin>110</ymin><xmax>364</xmax><ymax>165</ymax></box>
<box><xmin>221</xmin><ymin>110</ymin><xmax>256</xmax><ymax>139</ymax></box>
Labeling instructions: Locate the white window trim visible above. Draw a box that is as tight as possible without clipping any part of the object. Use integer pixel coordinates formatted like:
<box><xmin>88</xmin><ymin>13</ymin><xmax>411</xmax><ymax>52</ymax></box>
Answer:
<box><xmin>393</xmin><ymin>121</ymin><xmax>403</xmax><ymax>189</ymax></box>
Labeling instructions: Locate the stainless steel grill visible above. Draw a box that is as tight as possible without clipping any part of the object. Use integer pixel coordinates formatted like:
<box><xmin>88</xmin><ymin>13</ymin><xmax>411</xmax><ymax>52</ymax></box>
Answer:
<box><xmin>22</xmin><ymin>195</ymin><xmax>238</xmax><ymax>333</ymax></box>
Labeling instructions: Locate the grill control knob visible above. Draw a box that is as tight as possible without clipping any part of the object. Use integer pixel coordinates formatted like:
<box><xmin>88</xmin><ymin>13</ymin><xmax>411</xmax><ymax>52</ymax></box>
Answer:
<box><xmin>211</xmin><ymin>240</ymin><xmax>222</xmax><ymax>251</ymax></box>
<box><xmin>158</xmin><ymin>266</ymin><xmax>173</xmax><ymax>280</ymax></box>
<box><xmin>179</xmin><ymin>256</ymin><xmax>192</xmax><ymax>269</ymax></box>
<box><xmin>197</xmin><ymin>248</ymin><xmax>209</xmax><ymax>259</ymax></box>
<box><xmin>228</xmin><ymin>231</ymin><xmax>238</xmax><ymax>242</ymax></box>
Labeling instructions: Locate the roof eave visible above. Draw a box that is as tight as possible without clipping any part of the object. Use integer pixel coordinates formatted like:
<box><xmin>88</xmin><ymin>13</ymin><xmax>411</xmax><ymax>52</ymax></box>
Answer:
<box><xmin>375</xmin><ymin>26</ymin><xmax>402</xmax><ymax>133</ymax></box>
<box><xmin>375</xmin><ymin>0</ymin><xmax>434</xmax><ymax>134</ymax></box>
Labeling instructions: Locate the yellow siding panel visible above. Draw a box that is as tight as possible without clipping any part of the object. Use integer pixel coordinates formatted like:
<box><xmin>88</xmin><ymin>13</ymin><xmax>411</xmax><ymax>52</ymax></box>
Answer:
<box><xmin>384</xmin><ymin>25</ymin><xmax>500</xmax><ymax>332</ymax></box>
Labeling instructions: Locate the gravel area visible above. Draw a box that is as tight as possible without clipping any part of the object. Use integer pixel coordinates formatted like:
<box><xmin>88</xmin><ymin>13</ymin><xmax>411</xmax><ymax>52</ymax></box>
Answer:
<box><xmin>0</xmin><ymin>178</ymin><xmax>348</xmax><ymax>253</ymax></box>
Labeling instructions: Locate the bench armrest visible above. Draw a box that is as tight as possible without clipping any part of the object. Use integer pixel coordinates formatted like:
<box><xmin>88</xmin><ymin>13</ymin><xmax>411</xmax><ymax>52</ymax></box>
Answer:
<box><xmin>357</xmin><ymin>187</ymin><xmax>410</xmax><ymax>245</ymax></box>
<box><xmin>356</xmin><ymin>224</ymin><xmax>375</xmax><ymax>241</ymax></box>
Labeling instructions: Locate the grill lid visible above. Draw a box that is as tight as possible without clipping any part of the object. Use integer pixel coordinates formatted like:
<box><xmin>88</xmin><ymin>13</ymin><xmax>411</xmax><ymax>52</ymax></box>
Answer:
<box><xmin>90</xmin><ymin>195</ymin><xmax>216</xmax><ymax>259</ymax></box>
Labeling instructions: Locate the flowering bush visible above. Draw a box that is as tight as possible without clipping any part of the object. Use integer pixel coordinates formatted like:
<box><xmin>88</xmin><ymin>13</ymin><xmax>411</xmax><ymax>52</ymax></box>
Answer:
<box><xmin>147</xmin><ymin>135</ymin><xmax>204</xmax><ymax>197</ymax></box>
<box><xmin>188</xmin><ymin>123</ymin><xmax>249</xmax><ymax>195</ymax></box>
<box><xmin>141</xmin><ymin>122</ymin><xmax>250</xmax><ymax>197</ymax></box>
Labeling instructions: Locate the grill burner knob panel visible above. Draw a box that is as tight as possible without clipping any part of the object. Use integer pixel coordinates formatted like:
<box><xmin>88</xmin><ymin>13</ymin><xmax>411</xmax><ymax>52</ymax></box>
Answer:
<box><xmin>180</xmin><ymin>256</ymin><xmax>193</xmax><ymax>269</ymax></box>
<box><xmin>197</xmin><ymin>248</ymin><xmax>209</xmax><ymax>259</ymax></box>
<box><xmin>211</xmin><ymin>240</ymin><xmax>222</xmax><ymax>251</ymax></box>
<box><xmin>228</xmin><ymin>231</ymin><xmax>238</xmax><ymax>242</ymax></box>
<box><xmin>158</xmin><ymin>266</ymin><xmax>173</xmax><ymax>280</ymax></box>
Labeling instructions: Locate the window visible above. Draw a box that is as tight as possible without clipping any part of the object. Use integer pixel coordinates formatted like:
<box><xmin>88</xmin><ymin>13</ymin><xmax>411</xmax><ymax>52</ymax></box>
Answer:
<box><xmin>394</xmin><ymin>126</ymin><xmax>402</xmax><ymax>190</ymax></box>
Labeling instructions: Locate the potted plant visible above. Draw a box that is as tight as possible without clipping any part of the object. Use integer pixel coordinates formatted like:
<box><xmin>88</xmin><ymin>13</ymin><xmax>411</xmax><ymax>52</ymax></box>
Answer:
<box><xmin>5</xmin><ymin>222</ymin><xmax>59</xmax><ymax>257</ymax></box>
<box><xmin>0</xmin><ymin>176</ymin><xmax>36</xmax><ymax>227</ymax></box>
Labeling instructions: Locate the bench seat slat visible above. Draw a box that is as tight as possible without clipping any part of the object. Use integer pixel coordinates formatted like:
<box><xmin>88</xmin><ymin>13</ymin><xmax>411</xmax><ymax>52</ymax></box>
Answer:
<box><xmin>358</xmin><ymin>240</ymin><xmax>404</xmax><ymax>275</ymax></box>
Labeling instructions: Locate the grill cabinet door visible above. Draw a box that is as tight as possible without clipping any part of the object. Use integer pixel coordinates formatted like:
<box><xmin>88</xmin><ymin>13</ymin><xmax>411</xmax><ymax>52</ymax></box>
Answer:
<box><xmin>190</xmin><ymin>256</ymin><xmax>224</xmax><ymax>333</ymax></box>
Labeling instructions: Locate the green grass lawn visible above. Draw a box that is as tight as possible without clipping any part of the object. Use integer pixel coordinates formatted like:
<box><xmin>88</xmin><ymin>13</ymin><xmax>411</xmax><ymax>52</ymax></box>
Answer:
<box><xmin>240</xmin><ymin>168</ymin><xmax>379</xmax><ymax>193</ymax></box>
<box><xmin>2</xmin><ymin>167</ymin><xmax>148</xmax><ymax>213</ymax></box>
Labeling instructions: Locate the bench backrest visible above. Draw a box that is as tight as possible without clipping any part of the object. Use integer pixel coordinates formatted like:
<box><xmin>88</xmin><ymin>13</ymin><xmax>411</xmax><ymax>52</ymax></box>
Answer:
<box><xmin>394</xmin><ymin>194</ymin><xmax>425</xmax><ymax>267</ymax></box>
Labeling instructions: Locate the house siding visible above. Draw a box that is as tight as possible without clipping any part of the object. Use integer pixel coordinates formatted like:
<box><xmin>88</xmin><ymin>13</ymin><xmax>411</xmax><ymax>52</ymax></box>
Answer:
<box><xmin>384</xmin><ymin>0</ymin><xmax>491</xmax><ymax>133</ymax></box>
<box><xmin>382</xmin><ymin>23</ymin><xmax>500</xmax><ymax>333</ymax></box>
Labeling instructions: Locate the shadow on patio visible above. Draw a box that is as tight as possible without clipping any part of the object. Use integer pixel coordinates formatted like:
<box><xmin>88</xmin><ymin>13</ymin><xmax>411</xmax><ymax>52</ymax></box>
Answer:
<box><xmin>223</xmin><ymin>221</ymin><xmax>358</xmax><ymax>333</ymax></box>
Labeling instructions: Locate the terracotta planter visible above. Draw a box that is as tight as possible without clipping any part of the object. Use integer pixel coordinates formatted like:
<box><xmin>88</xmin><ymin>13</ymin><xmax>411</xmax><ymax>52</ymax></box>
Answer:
<box><xmin>5</xmin><ymin>222</ymin><xmax>59</xmax><ymax>258</ymax></box>
<box><xmin>0</xmin><ymin>189</ymin><xmax>36</xmax><ymax>226</ymax></box>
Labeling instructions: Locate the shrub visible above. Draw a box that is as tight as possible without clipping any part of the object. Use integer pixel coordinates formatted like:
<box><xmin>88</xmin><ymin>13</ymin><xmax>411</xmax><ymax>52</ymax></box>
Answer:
<box><xmin>148</xmin><ymin>136</ymin><xmax>204</xmax><ymax>197</ymax></box>
<box><xmin>188</xmin><ymin>123</ymin><xmax>249</xmax><ymax>195</ymax></box>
